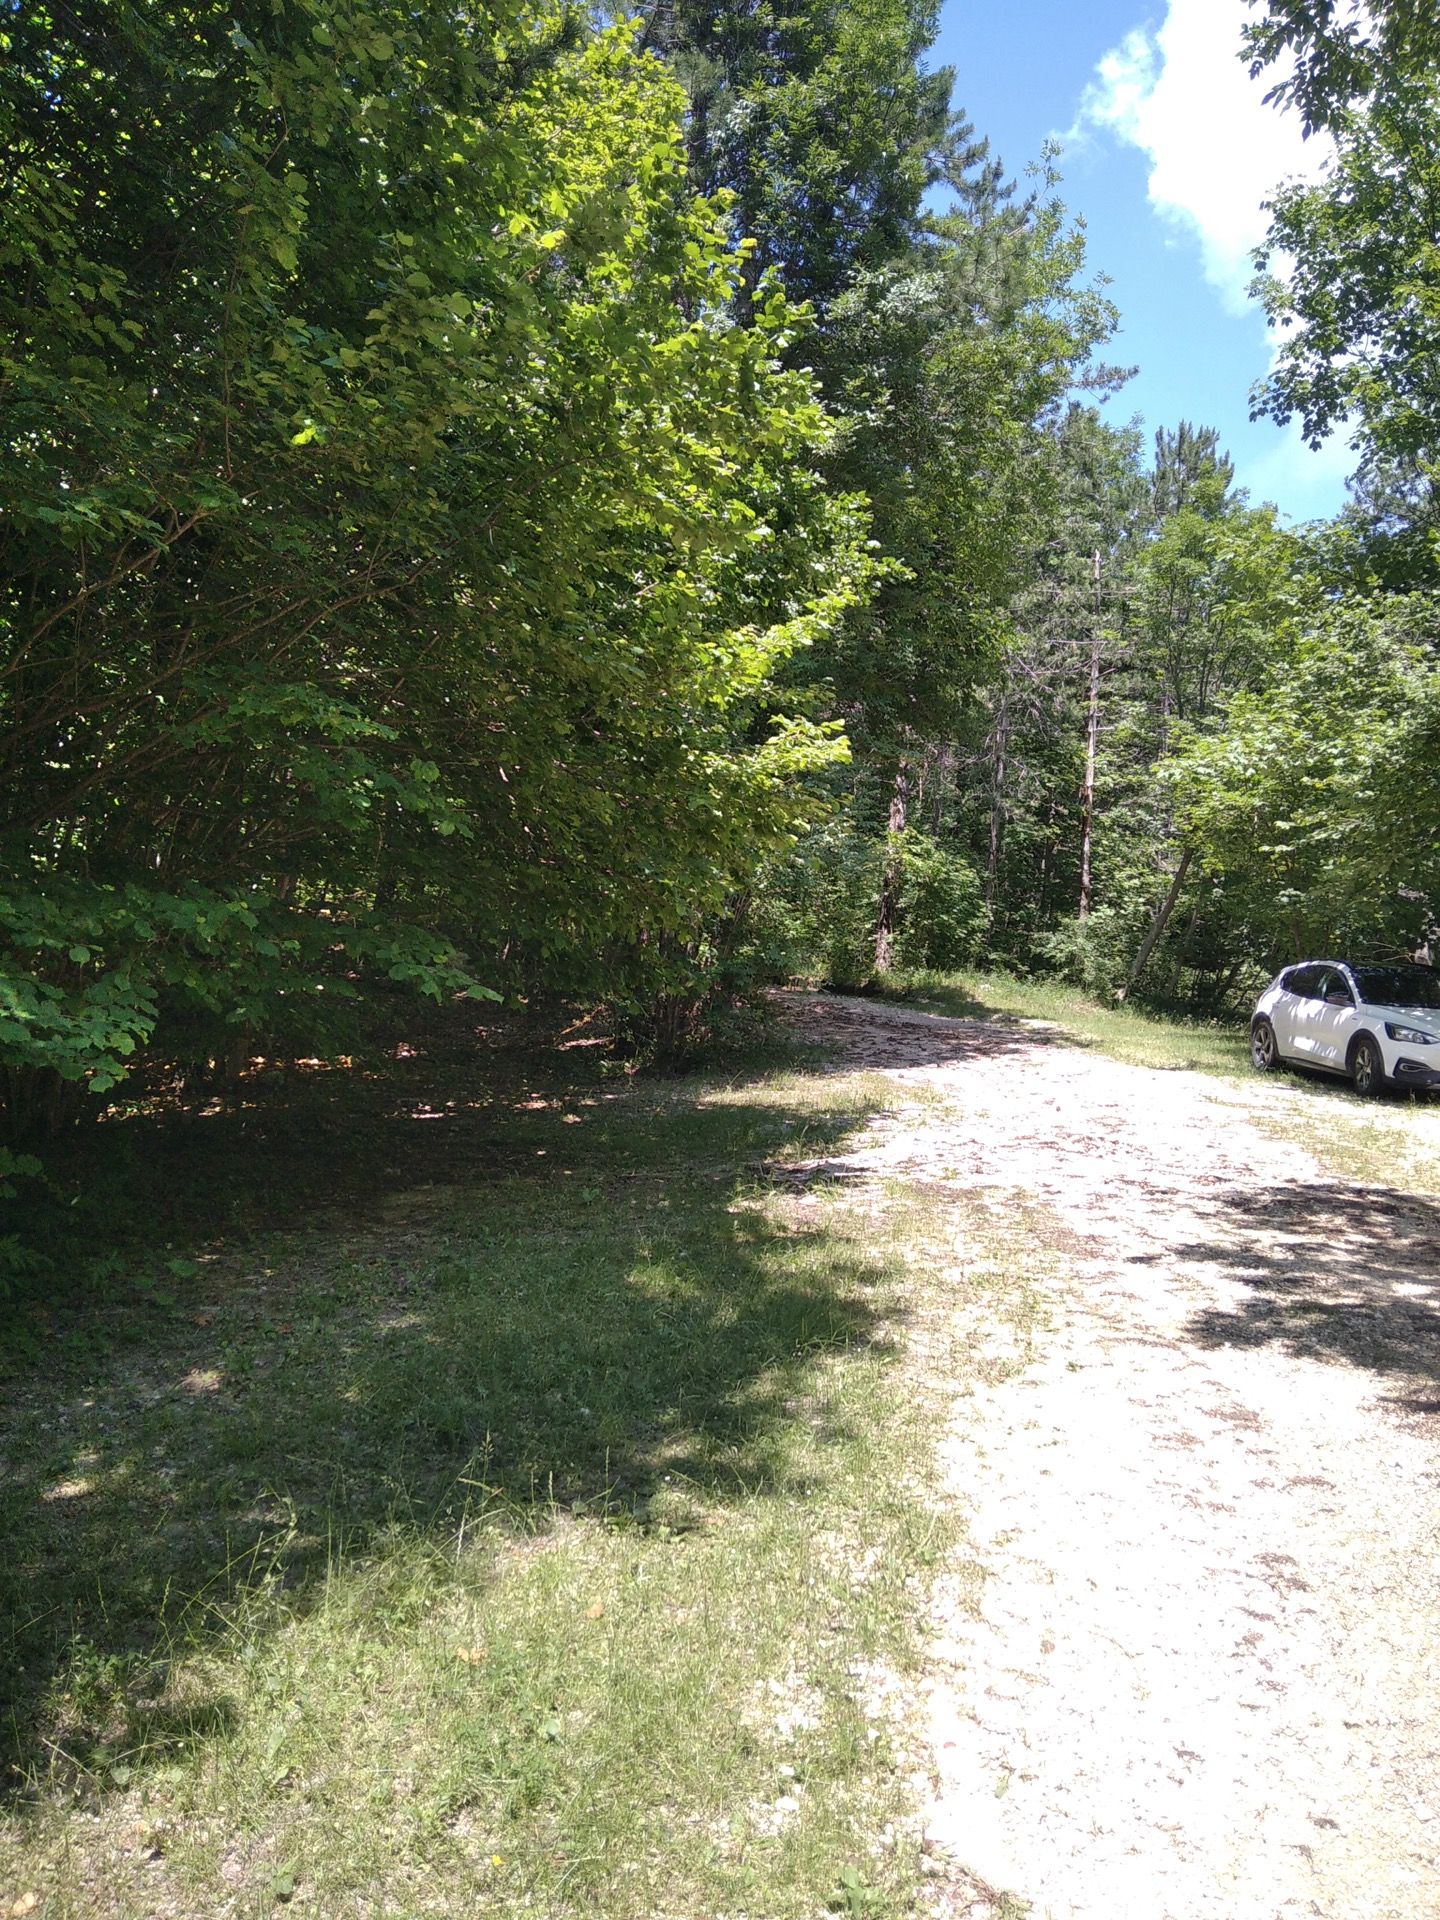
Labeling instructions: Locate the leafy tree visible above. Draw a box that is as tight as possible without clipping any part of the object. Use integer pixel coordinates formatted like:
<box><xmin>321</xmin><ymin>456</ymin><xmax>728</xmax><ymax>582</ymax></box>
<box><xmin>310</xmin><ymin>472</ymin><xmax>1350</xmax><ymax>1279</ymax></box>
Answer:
<box><xmin>959</xmin><ymin>405</ymin><xmax>1145</xmax><ymax>955</ymax></box>
<box><xmin>0</xmin><ymin>1</ymin><xmax>871</xmax><ymax>1133</ymax></box>
<box><xmin>820</xmin><ymin>172</ymin><xmax>1121</xmax><ymax>754</ymax></box>
<box><xmin>1167</xmin><ymin>599</ymin><xmax>1440</xmax><ymax>959</ymax></box>
<box><xmin>637</xmin><ymin>0</ymin><xmax>964</xmax><ymax>315</ymax></box>
<box><xmin>1246</xmin><ymin>0</ymin><xmax>1440</xmax><ymax>531</ymax></box>
<box><xmin>1328</xmin><ymin>457</ymin><xmax>1440</xmax><ymax>592</ymax></box>
<box><xmin>1252</xmin><ymin>71</ymin><xmax>1440</xmax><ymax>475</ymax></box>
<box><xmin>794</xmin><ymin>161</ymin><xmax>1123</xmax><ymax>970</ymax></box>
<box><xmin>945</xmin><ymin>409</ymin><xmax>1327</xmax><ymax>1002</ymax></box>
<box><xmin>1245</xmin><ymin>1</ymin><xmax>1440</xmax><ymax>134</ymax></box>
<box><xmin>1150</xmin><ymin>422</ymin><xmax>1235</xmax><ymax>520</ymax></box>
<box><xmin>1088</xmin><ymin>479</ymin><xmax>1317</xmax><ymax>999</ymax></box>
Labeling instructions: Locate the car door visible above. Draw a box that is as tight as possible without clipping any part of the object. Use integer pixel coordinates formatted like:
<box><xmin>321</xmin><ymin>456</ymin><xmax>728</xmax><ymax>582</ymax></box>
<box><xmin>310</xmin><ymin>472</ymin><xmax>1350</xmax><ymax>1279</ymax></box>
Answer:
<box><xmin>1302</xmin><ymin>965</ymin><xmax>1357</xmax><ymax>1067</ymax></box>
<box><xmin>1274</xmin><ymin>964</ymin><xmax>1321</xmax><ymax>1058</ymax></box>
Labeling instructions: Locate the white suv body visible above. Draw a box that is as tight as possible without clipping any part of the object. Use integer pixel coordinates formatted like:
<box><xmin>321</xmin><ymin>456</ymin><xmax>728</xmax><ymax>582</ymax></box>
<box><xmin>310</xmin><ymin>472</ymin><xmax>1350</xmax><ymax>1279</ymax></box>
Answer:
<box><xmin>1251</xmin><ymin>961</ymin><xmax>1440</xmax><ymax>1094</ymax></box>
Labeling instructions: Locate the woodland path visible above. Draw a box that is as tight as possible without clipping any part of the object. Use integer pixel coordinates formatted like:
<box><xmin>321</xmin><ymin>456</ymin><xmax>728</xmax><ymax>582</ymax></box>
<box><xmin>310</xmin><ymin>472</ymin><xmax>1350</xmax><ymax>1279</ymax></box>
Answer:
<box><xmin>788</xmin><ymin>993</ymin><xmax>1440</xmax><ymax>1920</ymax></box>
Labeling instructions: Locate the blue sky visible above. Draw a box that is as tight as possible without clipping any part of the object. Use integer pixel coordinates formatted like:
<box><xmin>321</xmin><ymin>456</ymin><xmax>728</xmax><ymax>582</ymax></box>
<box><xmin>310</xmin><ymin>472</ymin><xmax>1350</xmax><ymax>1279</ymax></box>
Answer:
<box><xmin>930</xmin><ymin>0</ymin><xmax>1354</xmax><ymax>522</ymax></box>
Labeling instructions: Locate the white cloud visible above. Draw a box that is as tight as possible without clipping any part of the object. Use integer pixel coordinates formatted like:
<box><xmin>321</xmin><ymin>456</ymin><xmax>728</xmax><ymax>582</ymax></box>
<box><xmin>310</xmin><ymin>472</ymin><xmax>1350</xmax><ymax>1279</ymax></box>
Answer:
<box><xmin>1074</xmin><ymin>0</ymin><xmax>1333</xmax><ymax>315</ymax></box>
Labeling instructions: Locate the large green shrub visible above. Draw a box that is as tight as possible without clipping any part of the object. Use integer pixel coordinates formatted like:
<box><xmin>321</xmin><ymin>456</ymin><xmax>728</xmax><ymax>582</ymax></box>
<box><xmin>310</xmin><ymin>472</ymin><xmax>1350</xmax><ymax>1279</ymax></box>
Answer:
<box><xmin>760</xmin><ymin>822</ymin><xmax>984</xmax><ymax>987</ymax></box>
<box><xmin>0</xmin><ymin>2</ymin><xmax>869</xmax><ymax>1137</ymax></box>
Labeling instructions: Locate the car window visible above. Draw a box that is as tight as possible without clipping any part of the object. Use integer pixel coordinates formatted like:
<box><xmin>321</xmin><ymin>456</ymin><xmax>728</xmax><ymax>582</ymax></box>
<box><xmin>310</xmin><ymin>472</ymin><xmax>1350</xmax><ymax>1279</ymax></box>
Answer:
<box><xmin>1286</xmin><ymin>964</ymin><xmax>1324</xmax><ymax>999</ymax></box>
<box><xmin>1352</xmin><ymin>964</ymin><xmax>1440</xmax><ymax>1010</ymax></box>
<box><xmin>1315</xmin><ymin>967</ymin><xmax>1354</xmax><ymax>1006</ymax></box>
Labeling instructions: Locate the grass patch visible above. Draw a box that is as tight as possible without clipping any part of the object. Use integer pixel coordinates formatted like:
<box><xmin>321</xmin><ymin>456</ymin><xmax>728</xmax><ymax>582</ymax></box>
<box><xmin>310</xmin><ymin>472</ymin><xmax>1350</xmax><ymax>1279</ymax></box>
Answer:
<box><xmin>0</xmin><ymin>1024</ymin><xmax>1004</xmax><ymax>1919</ymax></box>
<box><xmin>1243</xmin><ymin>1082</ymin><xmax>1440</xmax><ymax>1199</ymax></box>
<box><xmin>877</xmin><ymin>967</ymin><xmax>1253</xmax><ymax>1080</ymax></box>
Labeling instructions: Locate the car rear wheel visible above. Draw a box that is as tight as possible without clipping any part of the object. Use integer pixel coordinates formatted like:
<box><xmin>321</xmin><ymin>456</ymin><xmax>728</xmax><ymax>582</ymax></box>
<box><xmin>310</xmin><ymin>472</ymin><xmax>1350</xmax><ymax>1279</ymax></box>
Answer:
<box><xmin>1251</xmin><ymin>1018</ymin><xmax>1279</xmax><ymax>1072</ymax></box>
<box><xmin>1349</xmin><ymin>1032</ymin><xmax>1385</xmax><ymax>1097</ymax></box>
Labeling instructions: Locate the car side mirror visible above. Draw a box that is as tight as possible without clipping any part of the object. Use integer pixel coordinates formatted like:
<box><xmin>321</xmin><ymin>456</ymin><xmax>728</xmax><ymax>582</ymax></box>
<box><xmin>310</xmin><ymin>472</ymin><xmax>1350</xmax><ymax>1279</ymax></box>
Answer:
<box><xmin>1325</xmin><ymin>988</ymin><xmax>1351</xmax><ymax>1006</ymax></box>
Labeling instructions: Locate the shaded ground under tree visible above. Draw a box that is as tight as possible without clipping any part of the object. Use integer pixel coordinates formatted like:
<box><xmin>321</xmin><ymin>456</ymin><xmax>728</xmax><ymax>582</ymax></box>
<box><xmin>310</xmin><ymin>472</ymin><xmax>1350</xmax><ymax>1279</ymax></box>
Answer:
<box><xmin>0</xmin><ymin>1003</ymin><xmax>905</xmax><ymax>1801</ymax></box>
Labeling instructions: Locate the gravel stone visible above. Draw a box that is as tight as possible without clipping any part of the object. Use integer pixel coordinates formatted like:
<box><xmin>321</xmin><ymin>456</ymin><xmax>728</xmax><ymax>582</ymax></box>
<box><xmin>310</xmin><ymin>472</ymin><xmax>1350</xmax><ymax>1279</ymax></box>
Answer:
<box><xmin>790</xmin><ymin>993</ymin><xmax>1440</xmax><ymax>1920</ymax></box>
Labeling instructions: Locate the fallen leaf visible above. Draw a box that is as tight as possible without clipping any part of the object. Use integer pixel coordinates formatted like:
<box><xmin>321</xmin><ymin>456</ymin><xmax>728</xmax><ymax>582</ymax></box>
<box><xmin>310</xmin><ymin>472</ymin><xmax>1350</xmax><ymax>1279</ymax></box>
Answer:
<box><xmin>11</xmin><ymin>1897</ymin><xmax>39</xmax><ymax>1919</ymax></box>
<box><xmin>454</xmin><ymin>1645</ymin><xmax>487</xmax><ymax>1664</ymax></box>
<box><xmin>584</xmin><ymin>1601</ymin><xmax>605</xmax><ymax>1620</ymax></box>
<box><xmin>191</xmin><ymin>1314</ymin><xmax>213</xmax><ymax>1328</ymax></box>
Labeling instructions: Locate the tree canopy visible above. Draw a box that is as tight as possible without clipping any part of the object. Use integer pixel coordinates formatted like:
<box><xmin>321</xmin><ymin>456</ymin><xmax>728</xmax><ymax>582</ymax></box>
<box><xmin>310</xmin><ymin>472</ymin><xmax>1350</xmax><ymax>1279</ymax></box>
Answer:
<box><xmin>3</xmin><ymin>0</ymin><xmax>1440</xmax><ymax>1145</ymax></box>
<box><xmin>1</xmin><ymin>0</ymin><xmax>870</xmax><ymax>1128</ymax></box>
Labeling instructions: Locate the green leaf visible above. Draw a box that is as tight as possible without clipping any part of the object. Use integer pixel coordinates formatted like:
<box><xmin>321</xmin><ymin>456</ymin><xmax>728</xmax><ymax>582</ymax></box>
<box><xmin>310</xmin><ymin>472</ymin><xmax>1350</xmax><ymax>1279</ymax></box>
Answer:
<box><xmin>269</xmin><ymin>1860</ymin><xmax>299</xmax><ymax>1902</ymax></box>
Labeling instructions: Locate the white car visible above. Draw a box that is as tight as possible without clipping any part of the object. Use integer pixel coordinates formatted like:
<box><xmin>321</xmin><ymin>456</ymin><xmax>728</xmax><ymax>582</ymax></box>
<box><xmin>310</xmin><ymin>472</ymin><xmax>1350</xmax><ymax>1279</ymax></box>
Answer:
<box><xmin>1250</xmin><ymin>960</ymin><xmax>1440</xmax><ymax>1095</ymax></box>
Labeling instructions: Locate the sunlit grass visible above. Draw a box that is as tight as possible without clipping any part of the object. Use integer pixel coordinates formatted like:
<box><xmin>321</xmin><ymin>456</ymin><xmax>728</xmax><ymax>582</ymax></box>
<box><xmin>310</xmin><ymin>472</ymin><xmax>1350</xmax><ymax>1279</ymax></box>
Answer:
<box><xmin>1253</xmin><ymin>1086</ymin><xmax>1440</xmax><ymax>1199</ymax></box>
<box><xmin>879</xmin><ymin>967</ymin><xmax>1252</xmax><ymax>1078</ymax></box>
<box><xmin>0</xmin><ymin>1054</ymin><xmax>1021</xmax><ymax>1920</ymax></box>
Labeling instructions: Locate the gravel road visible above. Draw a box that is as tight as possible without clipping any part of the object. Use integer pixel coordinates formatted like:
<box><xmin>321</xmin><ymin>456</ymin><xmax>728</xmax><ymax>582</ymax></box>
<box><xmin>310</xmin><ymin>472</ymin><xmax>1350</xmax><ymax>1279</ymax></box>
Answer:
<box><xmin>791</xmin><ymin>995</ymin><xmax>1440</xmax><ymax>1920</ymax></box>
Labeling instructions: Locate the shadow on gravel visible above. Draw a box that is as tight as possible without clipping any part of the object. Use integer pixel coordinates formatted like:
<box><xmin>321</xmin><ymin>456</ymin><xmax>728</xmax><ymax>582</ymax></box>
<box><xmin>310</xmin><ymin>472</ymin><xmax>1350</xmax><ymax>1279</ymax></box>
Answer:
<box><xmin>1172</xmin><ymin>1182</ymin><xmax>1440</xmax><ymax>1383</ymax></box>
<box><xmin>790</xmin><ymin>994</ymin><xmax>1055</xmax><ymax>1075</ymax></box>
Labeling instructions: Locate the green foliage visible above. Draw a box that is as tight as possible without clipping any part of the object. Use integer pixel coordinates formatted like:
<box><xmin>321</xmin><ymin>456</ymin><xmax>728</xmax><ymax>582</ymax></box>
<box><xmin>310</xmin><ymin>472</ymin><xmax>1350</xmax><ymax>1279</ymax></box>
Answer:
<box><xmin>641</xmin><ymin>0</ymin><xmax>962</xmax><ymax>313</ymax></box>
<box><xmin>1166</xmin><ymin>600</ymin><xmax>1440</xmax><ymax>958</ymax></box>
<box><xmin>890</xmin><ymin>831</ymin><xmax>986</xmax><ymax>969</ymax></box>
<box><xmin>1245</xmin><ymin>1</ymin><xmax>1440</xmax><ymax>133</ymax></box>
<box><xmin>1037</xmin><ymin>907</ymin><xmax>1141</xmax><ymax>998</ymax></box>
<box><xmin>950</xmin><ymin>404</ymin><xmax>1146</xmax><ymax>960</ymax></box>
<box><xmin>0</xmin><ymin>1146</ymin><xmax>49</xmax><ymax>1294</ymax></box>
<box><xmin>813</xmin><ymin>171</ymin><xmax>1122</xmax><ymax>760</ymax></box>
<box><xmin>939</xmin><ymin>405</ymin><xmax>1351</xmax><ymax>1004</ymax></box>
<box><xmin>832</xmin><ymin>1862</ymin><xmax>882</xmax><ymax>1914</ymax></box>
<box><xmin>1254</xmin><ymin>72</ymin><xmax>1440</xmax><ymax>477</ymax></box>
<box><xmin>0</xmin><ymin>1</ymin><xmax>871</xmax><ymax>1135</ymax></box>
<box><xmin>763</xmin><ymin>822</ymin><xmax>888</xmax><ymax>989</ymax></box>
<box><xmin>763</xmin><ymin>821</ymin><xmax>983</xmax><ymax>987</ymax></box>
<box><xmin>0</xmin><ymin>875</ymin><xmax>474</xmax><ymax>1133</ymax></box>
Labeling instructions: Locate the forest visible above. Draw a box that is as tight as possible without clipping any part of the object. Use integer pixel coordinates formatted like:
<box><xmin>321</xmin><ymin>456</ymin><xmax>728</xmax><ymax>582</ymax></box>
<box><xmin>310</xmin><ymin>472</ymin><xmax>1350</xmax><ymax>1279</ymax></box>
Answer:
<box><xmin>4</xmin><ymin>0</ymin><xmax>1440</xmax><ymax>1157</ymax></box>
<box><xmin>6</xmin><ymin>9</ymin><xmax>1440</xmax><ymax>1917</ymax></box>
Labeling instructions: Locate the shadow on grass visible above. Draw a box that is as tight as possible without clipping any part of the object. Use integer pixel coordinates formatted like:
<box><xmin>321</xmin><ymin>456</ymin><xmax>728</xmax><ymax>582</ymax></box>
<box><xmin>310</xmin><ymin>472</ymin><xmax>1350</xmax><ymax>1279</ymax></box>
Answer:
<box><xmin>0</xmin><ymin>1017</ymin><xmax>898</xmax><ymax>1804</ymax></box>
<box><xmin>1167</xmin><ymin>1181</ymin><xmax>1440</xmax><ymax>1384</ymax></box>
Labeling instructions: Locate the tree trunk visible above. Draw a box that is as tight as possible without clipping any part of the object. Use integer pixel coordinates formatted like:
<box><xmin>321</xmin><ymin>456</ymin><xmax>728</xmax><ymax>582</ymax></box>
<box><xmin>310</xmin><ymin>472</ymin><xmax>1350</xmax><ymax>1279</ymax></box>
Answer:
<box><xmin>1078</xmin><ymin>550</ymin><xmax>1102</xmax><ymax>920</ymax></box>
<box><xmin>873</xmin><ymin>761</ymin><xmax>910</xmax><ymax>974</ymax></box>
<box><xmin>1121</xmin><ymin>846</ymin><xmax>1193</xmax><ymax>998</ymax></box>
<box><xmin>985</xmin><ymin>697</ymin><xmax>1010</xmax><ymax>927</ymax></box>
<box><xmin>930</xmin><ymin>743</ymin><xmax>950</xmax><ymax>835</ymax></box>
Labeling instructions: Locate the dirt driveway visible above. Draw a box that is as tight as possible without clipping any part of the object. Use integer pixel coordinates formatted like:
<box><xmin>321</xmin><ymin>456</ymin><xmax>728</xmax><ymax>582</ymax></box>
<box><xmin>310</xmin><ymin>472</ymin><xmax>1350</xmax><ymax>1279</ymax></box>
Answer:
<box><xmin>790</xmin><ymin>995</ymin><xmax>1440</xmax><ymax>1920</ymax></box>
